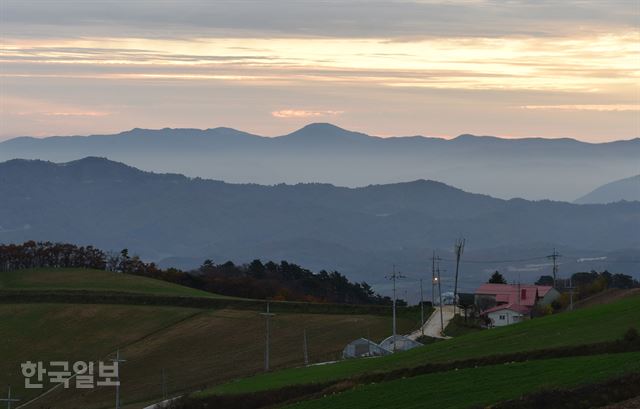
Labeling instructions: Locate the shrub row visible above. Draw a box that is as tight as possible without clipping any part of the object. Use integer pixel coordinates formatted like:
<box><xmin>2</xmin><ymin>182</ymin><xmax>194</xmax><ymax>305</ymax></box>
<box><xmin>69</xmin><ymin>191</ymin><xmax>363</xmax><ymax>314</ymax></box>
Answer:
<box><xmin>168</xmin><ymin>382</ymin><xmax>335</xmax><ymax>409</ymax></box>
<box><xmin>486</xmin><ymin>372</ymin><xmax>640</xmax><ymax>409</ymax></box>
<box><xmin>355</xmin><ymin>335</ymin><xmax>640</xmax><ymax>386</ymax></box>
<box><xmin>173</xmin><ymin>334</ymin><xmax>640</xmax><ymax>409</ymax></box>
<box><xmin>0</xmin><ymin>290</ymin><xmax>405</xmax><ymax>316</ymax></box>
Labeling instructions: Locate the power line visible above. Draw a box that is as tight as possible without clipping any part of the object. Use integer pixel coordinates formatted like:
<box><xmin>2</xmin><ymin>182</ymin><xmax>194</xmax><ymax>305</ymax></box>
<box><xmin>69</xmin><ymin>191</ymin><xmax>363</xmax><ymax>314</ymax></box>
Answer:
<box><xmin>439</xmin><ymin>256</ymin><xmax>548</xmax><ymax>264</ymax></box>
<box><xmin>441</xmin><ymin>256</ymin><xmax>640</xmax><ymax>264</ymax></box>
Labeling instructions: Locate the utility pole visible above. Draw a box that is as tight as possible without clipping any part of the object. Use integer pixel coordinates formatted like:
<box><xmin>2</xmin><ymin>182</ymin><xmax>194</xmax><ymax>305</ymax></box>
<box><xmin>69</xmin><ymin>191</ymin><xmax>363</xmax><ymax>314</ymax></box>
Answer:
<box><xmin>161</xmin><ymin>369</ymin><xmax>167</xmax><ymax>401</ymax></box>
<box><xmin>437</xmin><ymin>260</ymin><xmax>444</xmax><ymax>335</ymax></box>
<box><xmin>430</xmin><ymin>252</ymin><xmax>443</xmax><ymax>334</ymax></box>
<box><xmin>453</xmin><ymin>238</ymin><xmax>465</xmax><ymax>315</ymax></box>
<box><xmin>431</xmin><ymin>251</ymin><xmax>436</xmax><ymax>306</ymax></box>
<box><xmin>547</xmin><ymin>248</ymin><xmax>562</xmax><ymax>288</ymax></box>
<box><xmin>386</xmin><ymin>265</ymin><xmax>405</xmax><ymax>352</ymax></box>
<box><xmin>420</xmin><ymin>278</ymin><xmax>425</xmax><ymax>336</ymax></box>
<box><xmin>303</xmin><ymin>329</ymin><xmax>309</xmax><ymax>366</ymax></box>
<box><xmin>111</xmin><ymin>349</ymin><xmax>126</xmax><ymax>409</ymax></box>
<box><xmin>568</xmin><ymin>278</ymin><xmax>574</xmax><ymax>311</ymax></box>
<box><xmin>260</xmin><ymin>303</ymin><xmax>276</xmax><ymax>372</ymax></box>
<box><xmin>0</xmin><ymin>386</ymin><xmax>19</xmax><ymax>409</ymax></box>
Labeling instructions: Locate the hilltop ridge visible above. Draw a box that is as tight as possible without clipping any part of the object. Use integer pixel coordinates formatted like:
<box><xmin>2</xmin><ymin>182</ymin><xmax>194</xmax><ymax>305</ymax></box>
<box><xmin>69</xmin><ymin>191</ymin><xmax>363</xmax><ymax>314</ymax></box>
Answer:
<box><xmin>2</xmin><ymin>124</ymin><xmax>637</xmax><ymax>201</ymax></box>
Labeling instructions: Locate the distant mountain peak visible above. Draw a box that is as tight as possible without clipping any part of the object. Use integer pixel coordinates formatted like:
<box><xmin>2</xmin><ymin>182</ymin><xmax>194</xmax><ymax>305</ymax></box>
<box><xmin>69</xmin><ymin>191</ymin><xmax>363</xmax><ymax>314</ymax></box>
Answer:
<box><xmin>299</xmin><ymin>122</ymin><xmax>345</xmax><ymax>132</ymax></box>
<box><xmin>453</xmin><ymin>134</ymin><xmax>499</xmax><ymax>141</ymax></box>
<box><xmin>74</xmin><ymin>155</ymin><xmax>108</xmax><ymax>160</ymax></box>
<box><xmin>287</xmin><ymin>122</ymin><xmax>350</xmax><ymax>136</ymax></box>
<box><xmin>281</xmin><ymin>123</ymin><xmax>373</xmax><ymax>143</ymax></box>
<box><xmin>67</xmin><ymin>156</ymin><xmax>118</xmax><ymax>165</ymax></box>
<box><xmin>61</xmin><ymin>157</ymin><xmax>151</xmax><ymax>179</ymax></box>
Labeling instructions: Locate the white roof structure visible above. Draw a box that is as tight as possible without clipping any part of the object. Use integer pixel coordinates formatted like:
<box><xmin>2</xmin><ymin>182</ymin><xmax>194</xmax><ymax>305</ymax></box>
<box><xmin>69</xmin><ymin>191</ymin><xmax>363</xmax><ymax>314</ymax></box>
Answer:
<box><xmin>342</xmin><ymin>338</ymin><xmax>392</xmax><ymax>359</ymax></box>
<box><xmin>379</xmin><ymin>335</ymin><xmax>423</xmax><ymax>352</ymax></box>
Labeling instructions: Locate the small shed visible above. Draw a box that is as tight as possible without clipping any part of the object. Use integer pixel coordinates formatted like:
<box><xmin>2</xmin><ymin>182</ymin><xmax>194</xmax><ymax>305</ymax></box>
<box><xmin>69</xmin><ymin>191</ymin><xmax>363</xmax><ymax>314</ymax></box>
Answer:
<box><xmin>379</xmin><ymin>335</ymin><xmax>423</xmax><ymax>352</ymax></box>
<box><xmin>342</xmin><ymin>338</ymin><xmax>391</xmax><ymax>359</ymax></box>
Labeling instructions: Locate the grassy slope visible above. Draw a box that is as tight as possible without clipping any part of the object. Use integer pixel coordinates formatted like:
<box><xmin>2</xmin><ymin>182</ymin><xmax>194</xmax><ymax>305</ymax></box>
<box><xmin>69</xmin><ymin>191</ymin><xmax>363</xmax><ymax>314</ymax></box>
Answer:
<box><xmin>7</xmin><ymin>304</ymin><xmax>416</xmax><ymax>409</ymax></box>
<box><xmin>443</xmin><ymin>315</ymin><xmax>483</xmax><ymax>337</ymax></box>
<box><xmin>0</xmin><ymin>268</ymin><xmax>225</xmax><ymax>297</ymax></box>
<box><xmin>285</xmin><ymin>352</ymin><xmax>640</xmax><ymax>409</ymax></box>
<box><xmin>0</xmin><ymin>303</ymin><xmax>200</xmax><ymax>403</ymax></box>
<box><xmin>203</xmin><ymin>294</ymin><xmax>640</xmax><ymax>396</ymax></box>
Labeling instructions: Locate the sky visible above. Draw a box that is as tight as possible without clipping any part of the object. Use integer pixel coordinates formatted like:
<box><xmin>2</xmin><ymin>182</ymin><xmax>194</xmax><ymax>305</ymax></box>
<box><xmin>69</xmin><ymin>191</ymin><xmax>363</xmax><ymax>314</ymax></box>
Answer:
<box><xmin>1</xmin><ymin>0</ymin><xmax>639</xmax><ymax>142</ymax></box>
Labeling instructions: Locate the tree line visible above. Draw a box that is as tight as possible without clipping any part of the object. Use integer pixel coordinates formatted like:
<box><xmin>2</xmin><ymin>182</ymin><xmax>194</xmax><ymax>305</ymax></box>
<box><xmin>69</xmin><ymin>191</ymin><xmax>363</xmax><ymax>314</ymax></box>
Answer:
<box><xmin>486</xmin><ymin>270</ymin><xmax>638</xmax><ymax>291</ymax></box>
<box><xmin>536</xmin><ymin>271</ymin><xmax>638</xmax><ymax>291</ymax></box>
<box><xmin>0</xmin><ymin>241</ymin><xmax>397</xmax><ymax>305</ymax></box>
<box><xmin>484</xmin><ymin>269</ymin><xmax>639</xmax><ymax>313</ymax></box>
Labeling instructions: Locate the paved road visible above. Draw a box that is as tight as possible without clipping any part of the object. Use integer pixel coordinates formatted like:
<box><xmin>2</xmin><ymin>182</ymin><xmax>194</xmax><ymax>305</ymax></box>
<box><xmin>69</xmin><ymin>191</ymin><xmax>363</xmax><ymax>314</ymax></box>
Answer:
<box><xmin>408</xmin><ymin>305</ymin><xmax>455</xmax><ymax>340</ymax></box>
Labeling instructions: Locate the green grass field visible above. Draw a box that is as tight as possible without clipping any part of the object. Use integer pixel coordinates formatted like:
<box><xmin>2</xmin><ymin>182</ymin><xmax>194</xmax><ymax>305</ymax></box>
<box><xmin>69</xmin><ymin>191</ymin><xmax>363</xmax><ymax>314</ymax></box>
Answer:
<box><xmin>0</xmin><ymin>303</ymin><xmax>201</xmax><ymax>404</ymax></box>
<box><xmin>202</xmin><ymin>294</ymin><xmax>640</xmax><ymax>396</ymax></box>
<box><xmin>3</xmin><ymin>302</ymin><xmax>416</xmax><ymax>409</ymax></box>
<box><xmin>4</xmin><ymin>267</ymin><xmax>639</xmax><ymax>409</ymax></box>
<box><xmin>443</xmin><ymin>315</ymin><xmax>484</xmax><ymax>337</ymax></box>
<box><xmin>0</xmin><ymin>268</ymin><xmax>224</xmax><ymax>297</ymax></box>
<box><xmin>284</xmin><ymin>352</ymin><xmax>640</xmax><ymax>409</ymax></box>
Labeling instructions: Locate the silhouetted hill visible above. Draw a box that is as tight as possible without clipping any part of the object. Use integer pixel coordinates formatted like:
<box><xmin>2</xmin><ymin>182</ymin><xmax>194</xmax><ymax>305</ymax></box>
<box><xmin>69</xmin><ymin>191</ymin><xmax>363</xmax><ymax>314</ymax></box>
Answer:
<box><xmin>275</xmin><ymin>123</ymin><xmax>374</xmax><ymax>145</ymax></box>
<box><xmin>2</xmin><ymin>124</ymin><xmax>638</xmax><ymax>201</ymax></box>
<box><xmin>575</xmin><ymin>175</ymin><xmax>640</xmax><ymax>204</ymax></box>
<box><xmin>1</xmin><ymin>158</ymin><xmax>638</xmax><ymax>288</ymax></box>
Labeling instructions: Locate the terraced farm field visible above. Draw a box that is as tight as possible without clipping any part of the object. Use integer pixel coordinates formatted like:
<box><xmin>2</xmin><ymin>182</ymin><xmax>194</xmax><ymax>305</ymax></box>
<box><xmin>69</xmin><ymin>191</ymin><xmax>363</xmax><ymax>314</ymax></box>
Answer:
<box><xmin>0</xmin><ymin>268</ymin><xmax>418</xmax><ymax>409</ymax></box>
<box><xmin>4</xmin><ymin>267</ymin><xmax>638</xmax><ymax>409</ymax></box>
<box><xmin>203</xmin><ymin>294</ymin><xmax>640</xmax><ymax>396</ymax></box>
<box><xmin>285</xmin><ymin>352</ymin><xmax>640</xmax><ymax>409</ymax></box>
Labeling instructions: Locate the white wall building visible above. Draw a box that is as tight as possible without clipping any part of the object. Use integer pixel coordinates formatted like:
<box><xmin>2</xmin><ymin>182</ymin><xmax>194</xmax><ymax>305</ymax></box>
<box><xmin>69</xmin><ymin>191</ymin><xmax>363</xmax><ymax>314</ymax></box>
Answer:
<box><xmin>484</xmin><ymin>304</ymin><xmax>530</xmax><ymax>327</ymax></box>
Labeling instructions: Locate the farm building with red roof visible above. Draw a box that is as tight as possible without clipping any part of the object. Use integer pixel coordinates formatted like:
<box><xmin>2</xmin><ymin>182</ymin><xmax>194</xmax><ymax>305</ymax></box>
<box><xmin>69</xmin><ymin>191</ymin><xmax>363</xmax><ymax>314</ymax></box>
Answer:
<box><xmin>475</xmin><ymin>283</ymin><xmax>560</xmax><ymax>327</ymax></box>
